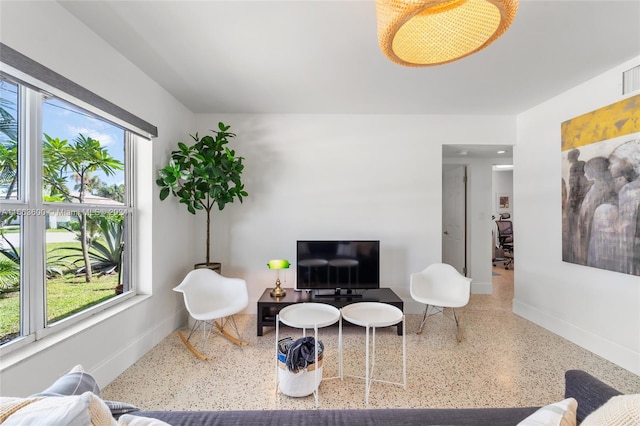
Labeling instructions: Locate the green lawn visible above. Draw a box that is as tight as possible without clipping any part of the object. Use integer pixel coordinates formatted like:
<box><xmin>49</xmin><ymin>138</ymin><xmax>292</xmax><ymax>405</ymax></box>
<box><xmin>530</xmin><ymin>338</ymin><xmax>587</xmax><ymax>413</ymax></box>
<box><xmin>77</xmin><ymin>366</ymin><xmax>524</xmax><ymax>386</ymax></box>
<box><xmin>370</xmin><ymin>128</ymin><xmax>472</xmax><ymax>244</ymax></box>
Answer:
<box><xmin>0</xmin><ymin>239</ymin><xmax>119</xmax><ymax>344</ymax></box>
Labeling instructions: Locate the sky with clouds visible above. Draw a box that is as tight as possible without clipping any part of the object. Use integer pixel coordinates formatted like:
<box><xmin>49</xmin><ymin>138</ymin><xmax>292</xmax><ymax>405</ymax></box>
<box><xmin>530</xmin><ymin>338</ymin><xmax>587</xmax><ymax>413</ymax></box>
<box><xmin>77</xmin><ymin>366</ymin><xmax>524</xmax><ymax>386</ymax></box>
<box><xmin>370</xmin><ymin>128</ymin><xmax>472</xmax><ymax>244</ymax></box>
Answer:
<box><xmin>43</xmin><ymin>97</ymin><xmax>125</xmax><ymax>187</ymax></box>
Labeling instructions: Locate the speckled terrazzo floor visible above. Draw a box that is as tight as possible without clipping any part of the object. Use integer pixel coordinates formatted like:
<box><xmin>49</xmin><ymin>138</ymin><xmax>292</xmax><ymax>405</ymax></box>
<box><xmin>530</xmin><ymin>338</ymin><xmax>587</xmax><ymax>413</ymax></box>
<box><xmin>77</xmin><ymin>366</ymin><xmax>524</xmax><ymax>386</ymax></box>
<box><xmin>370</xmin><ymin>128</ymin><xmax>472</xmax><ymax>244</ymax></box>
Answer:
<box><xmin>101</xmin><ymin>266</ymin><xmax>640</xmax><ymax>411</ymax></box>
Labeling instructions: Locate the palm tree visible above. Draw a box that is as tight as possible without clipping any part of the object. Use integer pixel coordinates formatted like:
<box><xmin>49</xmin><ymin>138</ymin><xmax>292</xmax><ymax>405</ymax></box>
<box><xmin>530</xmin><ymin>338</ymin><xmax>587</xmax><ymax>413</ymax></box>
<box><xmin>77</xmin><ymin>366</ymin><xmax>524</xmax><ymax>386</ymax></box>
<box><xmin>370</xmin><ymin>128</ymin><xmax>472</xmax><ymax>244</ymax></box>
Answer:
<box><xmin>0</xmin><ymin>98</ymin><xmax>17</xmax><ymax>142</ymax></box>
<box><xmin>0</xmin><ymin>213</ymin><xmax>20</xmax><ymax>292</ymax></box>
<box><xmin>51</xmin><ymin>214</ymin><xmax>124</xmax><ymax>282</ymax></box>
<box><xmin>42</xmin><ymin>133</ymin><xmax>123</xmax><ymax>282</ymax></box>
<box><xmin>74</xmin><ymin>174</ymin><xmax>103</xmax><ymax>195</ymax></box>
<box><xmin>95</xmin><ymin>183</ymin><xmax>125</xmax><ymax>204</ymax></box>
<box><xmin>0</xmin><ymin>98</ymin><xmax>18</xmax><ymax>199</ymax></box>
<box><xmin>0</xmin><ymin>99</ymin><xmax>20</xmax><ymax>291</ymax></box>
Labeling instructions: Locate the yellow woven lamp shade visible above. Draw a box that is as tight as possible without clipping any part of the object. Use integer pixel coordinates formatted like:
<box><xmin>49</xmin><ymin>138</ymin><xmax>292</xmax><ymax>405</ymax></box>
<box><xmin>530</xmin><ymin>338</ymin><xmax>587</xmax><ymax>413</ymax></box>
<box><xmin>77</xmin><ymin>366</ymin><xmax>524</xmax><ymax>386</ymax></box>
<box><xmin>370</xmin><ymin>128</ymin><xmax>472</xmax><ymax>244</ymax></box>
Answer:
<box><xmin>376</xmin><ymin>0</ymin><xmax>518</xmax><ymax>66</ymax></box>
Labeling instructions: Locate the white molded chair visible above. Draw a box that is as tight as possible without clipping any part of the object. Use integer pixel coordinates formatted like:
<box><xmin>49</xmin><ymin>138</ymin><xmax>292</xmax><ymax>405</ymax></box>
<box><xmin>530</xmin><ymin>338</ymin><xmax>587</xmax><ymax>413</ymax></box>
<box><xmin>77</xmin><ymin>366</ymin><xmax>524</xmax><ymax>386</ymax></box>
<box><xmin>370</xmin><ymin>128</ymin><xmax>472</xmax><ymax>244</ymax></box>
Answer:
<box><xmin>410</xmin><ymin>263</ymin><xmax>472</xmax><ymax>342</ymax></box>
<box><xmin>174</xmin><ymin>268</ymin><xmax>248</xmax><ymax>360</ymax></box>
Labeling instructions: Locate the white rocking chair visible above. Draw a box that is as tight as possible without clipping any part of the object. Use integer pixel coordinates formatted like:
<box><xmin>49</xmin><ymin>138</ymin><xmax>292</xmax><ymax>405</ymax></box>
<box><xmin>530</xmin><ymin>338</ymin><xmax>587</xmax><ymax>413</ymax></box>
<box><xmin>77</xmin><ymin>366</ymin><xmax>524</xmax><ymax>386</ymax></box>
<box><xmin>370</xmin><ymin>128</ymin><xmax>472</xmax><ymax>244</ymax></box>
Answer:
<box><xmin>173</xmin><ymin>268</ymin><xmax>249</xmax><ymax>360</ymax></box>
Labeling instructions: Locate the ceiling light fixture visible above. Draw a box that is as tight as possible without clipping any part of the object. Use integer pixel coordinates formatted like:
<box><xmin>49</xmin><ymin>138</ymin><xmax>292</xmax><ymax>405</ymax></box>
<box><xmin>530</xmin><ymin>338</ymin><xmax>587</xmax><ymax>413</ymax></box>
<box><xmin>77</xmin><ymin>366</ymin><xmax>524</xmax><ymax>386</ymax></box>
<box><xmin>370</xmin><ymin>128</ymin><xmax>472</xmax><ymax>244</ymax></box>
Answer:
<box><xmin>497</xmin><ymin>150</ymin><xmax>506</xmax><ymax>154</ymax></box>
<box><xmin>376</xmin><ymin>0</ymin><xmax>519</xmax><ymax>67</ymax></box>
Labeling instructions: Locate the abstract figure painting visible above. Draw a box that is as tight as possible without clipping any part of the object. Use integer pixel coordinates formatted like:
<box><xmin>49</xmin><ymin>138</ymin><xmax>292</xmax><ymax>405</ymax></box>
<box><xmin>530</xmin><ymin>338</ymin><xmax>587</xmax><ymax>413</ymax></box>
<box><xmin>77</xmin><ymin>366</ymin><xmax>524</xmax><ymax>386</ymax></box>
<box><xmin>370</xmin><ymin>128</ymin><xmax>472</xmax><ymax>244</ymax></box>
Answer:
<box><xmin>561</xmin><ymin>94</ymin><xmax>640</xmax><ymax>276</ymax></box>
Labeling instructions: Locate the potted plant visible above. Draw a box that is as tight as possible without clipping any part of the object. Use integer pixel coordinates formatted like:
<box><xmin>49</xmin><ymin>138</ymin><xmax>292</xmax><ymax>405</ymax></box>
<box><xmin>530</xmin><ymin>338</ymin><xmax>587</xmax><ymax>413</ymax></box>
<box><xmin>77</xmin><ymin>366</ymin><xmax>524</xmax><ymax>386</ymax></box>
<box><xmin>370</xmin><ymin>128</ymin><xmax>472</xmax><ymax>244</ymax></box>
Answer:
<box><xmin>156</xmin><ymin>122</ymin><xmax>247</xmax><ymax>270</ymax></box>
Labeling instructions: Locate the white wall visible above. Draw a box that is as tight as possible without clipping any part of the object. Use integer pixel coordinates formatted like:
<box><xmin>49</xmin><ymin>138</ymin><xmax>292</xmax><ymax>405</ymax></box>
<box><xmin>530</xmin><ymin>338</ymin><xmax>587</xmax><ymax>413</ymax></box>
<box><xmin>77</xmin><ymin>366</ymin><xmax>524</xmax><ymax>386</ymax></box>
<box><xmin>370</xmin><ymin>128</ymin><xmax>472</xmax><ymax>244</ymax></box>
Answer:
<box><xmin>514</xmin><ymin>56</ymin><xmax>640</xmax><ymax>375</ymax></box>
<box><xmin>197</xmin><ymin>114</ymin><xmax>516</xmax><ymax>313</ymax></box>
<box><xmin>0</xmin><ymin>1</ymin><xmax>199</xmax><ymax>395</ymax></box>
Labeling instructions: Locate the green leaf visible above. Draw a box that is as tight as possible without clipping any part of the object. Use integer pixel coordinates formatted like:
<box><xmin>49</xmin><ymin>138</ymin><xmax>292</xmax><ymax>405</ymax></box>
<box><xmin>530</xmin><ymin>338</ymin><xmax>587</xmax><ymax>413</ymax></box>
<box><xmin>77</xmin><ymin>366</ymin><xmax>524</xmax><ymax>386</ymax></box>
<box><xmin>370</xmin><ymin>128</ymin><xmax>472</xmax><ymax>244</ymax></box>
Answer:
<box><xmin>159</xmin><ymin>187</ymin><xmax>170</xmax><ymax>200</ymax></box>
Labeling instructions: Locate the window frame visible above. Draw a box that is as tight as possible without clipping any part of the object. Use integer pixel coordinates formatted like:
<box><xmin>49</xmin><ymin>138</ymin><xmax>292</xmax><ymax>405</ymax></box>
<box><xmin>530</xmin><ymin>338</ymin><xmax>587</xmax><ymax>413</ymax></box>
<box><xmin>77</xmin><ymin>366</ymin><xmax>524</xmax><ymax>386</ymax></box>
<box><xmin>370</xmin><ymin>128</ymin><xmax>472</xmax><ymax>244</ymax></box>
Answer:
<box><xmin>0</xmin><ymin>67</ymin><xmax>140</xmax><ymax>355</ymax></box>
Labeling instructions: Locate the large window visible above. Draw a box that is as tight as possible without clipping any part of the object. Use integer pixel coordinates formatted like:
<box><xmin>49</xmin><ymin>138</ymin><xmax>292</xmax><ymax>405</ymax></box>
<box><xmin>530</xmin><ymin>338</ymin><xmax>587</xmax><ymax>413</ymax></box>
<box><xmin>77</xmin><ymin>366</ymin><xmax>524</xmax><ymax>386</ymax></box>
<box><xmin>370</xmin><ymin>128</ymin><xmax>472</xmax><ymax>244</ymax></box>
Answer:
<box><xmin>0</xmin><ymin>73</ymin><xmax>134</xmax><ymax>349</ymax></box>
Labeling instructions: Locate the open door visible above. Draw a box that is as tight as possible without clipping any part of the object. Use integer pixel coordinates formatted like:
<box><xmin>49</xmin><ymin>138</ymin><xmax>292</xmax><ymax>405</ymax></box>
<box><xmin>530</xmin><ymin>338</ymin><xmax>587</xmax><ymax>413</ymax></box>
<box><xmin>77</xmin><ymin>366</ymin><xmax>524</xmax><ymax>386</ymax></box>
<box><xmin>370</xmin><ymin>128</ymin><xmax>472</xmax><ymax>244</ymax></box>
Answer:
<box><xmin>442</xmin><ymin>164</ymin><xmax>467</xmax><ymax>275</ymax></box>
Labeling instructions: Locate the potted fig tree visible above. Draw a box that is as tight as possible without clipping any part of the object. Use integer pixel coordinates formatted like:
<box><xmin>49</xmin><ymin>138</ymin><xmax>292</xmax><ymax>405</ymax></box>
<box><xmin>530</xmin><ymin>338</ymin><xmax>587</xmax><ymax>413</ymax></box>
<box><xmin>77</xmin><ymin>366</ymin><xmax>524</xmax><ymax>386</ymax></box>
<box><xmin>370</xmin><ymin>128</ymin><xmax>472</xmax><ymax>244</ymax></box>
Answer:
<box><xmin>156</xmin><ymin>122</ymin><xmax>247</xmax><ymax>271</ymax></box>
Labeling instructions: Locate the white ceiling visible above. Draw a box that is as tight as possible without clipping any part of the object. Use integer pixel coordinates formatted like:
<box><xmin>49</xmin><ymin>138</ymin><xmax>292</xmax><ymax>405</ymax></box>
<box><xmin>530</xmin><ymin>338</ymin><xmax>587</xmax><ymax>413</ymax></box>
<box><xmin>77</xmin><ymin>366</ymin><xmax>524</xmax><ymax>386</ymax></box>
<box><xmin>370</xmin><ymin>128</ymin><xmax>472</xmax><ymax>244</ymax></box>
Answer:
<box><xmin>58</xmin><ymin>0</ymin><xmax>640</xmax><ymax>118</ymax></box>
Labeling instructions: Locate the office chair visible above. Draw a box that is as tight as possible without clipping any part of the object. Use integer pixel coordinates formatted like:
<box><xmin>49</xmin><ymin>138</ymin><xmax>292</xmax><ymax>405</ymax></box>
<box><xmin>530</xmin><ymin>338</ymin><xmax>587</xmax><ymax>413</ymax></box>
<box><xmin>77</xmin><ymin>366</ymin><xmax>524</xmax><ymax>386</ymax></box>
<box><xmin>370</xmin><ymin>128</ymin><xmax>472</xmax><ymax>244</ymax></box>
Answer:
<box><xmin>493</xmin><ymin>213</ymin><xmax>514</xmax><ymax>269</ymax></box>
<box><xmin>174</xmin><ymin>268</ymin><xmax>248</xmax><ymax>360</ymax></box>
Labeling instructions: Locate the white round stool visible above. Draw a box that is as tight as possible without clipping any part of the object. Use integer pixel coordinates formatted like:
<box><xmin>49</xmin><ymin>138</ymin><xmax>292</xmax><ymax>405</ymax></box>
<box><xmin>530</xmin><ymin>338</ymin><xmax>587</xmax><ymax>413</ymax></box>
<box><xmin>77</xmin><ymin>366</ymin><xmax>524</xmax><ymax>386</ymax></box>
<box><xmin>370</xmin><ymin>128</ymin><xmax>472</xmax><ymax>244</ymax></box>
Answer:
<box><xmin>275</xmin><ymin>302</ymin><xmax>341</xmax><ymax>407</ymax></box>
<box><xmin>340</xmin><ymin>302</ymin><xmax>406</xmax><ymax>404</ymax></box>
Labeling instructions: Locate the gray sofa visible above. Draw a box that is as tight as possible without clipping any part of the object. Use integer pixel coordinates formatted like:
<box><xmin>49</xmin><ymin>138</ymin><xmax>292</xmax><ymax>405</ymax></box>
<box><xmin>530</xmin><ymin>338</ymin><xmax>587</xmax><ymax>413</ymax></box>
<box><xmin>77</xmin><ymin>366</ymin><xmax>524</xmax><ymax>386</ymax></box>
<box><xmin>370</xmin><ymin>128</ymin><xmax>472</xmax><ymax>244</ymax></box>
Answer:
<box><xmin>130</xmin><ymin>370</ymin><xmax>623</xmax><ymax>425</ymax></box>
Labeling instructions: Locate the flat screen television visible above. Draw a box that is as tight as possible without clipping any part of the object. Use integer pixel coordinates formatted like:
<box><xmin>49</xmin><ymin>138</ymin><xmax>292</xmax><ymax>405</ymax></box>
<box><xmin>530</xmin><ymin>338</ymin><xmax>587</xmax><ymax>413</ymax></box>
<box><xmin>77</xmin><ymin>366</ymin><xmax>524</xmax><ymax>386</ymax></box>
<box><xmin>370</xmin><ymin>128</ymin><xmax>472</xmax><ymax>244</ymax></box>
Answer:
<box><xmin>296</xmin><ymin>240</ymin><xmax>380</xmax><ymax>295</ymax></box>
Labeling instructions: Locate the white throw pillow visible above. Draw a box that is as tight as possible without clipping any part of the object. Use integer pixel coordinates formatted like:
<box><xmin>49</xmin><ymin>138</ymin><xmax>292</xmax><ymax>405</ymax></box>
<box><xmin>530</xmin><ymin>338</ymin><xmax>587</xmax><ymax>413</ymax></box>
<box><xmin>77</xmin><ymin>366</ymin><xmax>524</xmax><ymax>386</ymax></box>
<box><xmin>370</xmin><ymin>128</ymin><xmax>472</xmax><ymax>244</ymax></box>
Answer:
<box><xmin>581</xmin><ymin>394</ymin><xmax>640</xmax><ymax>426</ymax></box>
<box><xmin>517</xmin><ymin>397</ymin><xmax>578</xmax><ymax>426</ymax></box>
<box><xmin>2</xmin><ymin>392</ymin><xmax>116</xmax><ymax>426</ymax></box>
<box><xmin>0</xmin><ymin>397</ymin><xmax>41</xmax><ymax>422</ymax></box>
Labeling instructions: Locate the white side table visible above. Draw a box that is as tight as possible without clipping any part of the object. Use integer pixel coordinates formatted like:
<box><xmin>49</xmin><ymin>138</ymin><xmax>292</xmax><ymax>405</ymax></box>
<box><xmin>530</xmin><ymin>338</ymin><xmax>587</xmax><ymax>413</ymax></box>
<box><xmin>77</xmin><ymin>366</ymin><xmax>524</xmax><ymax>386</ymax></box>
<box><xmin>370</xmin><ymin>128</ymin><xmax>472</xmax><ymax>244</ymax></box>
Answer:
<box><xmin>275</xmin><ymin>302</ymin><xmax>341</xmax><ymax>407</ymax></box>
<box><xmin>340</xmin><ymin>302</ymin><xmax>406</xmax><ymax>404</ymax></box>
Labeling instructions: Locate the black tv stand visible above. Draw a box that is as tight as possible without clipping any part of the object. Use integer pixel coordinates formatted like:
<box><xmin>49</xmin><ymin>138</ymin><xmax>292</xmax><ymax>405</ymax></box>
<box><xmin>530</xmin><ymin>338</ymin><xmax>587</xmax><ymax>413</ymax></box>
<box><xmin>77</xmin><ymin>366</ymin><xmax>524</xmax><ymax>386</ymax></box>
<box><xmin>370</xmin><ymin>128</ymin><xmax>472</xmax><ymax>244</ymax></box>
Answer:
<box><xmin>328</xmin><ymin>293</ymin><xmax>363</xmax><ymax>299</ymax></box>
<box><xmin>313</xmin><ymin>289</ymin><xmax>363</xmax><ymax>298</ymax></box>
<box><xmin>256</xmin><ymin>288</ymin><xmax>403</xmax><ymax>336</ymax></box>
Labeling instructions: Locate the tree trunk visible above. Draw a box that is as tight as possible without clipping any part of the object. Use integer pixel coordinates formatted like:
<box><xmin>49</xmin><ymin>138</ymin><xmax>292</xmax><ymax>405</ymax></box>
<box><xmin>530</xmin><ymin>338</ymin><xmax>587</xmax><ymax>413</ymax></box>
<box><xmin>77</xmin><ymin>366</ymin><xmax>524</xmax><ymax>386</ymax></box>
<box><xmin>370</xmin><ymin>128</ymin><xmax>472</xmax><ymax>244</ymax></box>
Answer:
<box><xmin>79</xmin><ymin>212</ymin><xmax>92</xmax><ymax>282</ymax></box>
<box><xmin>5</xmin><ymin>175</ymin><xmax>16</xmax><ymax>199</ymax></box>
<box><xmin>205</xmin><ymin>207</ymin><xmax>211</xmax><ymax>265</ymax></box>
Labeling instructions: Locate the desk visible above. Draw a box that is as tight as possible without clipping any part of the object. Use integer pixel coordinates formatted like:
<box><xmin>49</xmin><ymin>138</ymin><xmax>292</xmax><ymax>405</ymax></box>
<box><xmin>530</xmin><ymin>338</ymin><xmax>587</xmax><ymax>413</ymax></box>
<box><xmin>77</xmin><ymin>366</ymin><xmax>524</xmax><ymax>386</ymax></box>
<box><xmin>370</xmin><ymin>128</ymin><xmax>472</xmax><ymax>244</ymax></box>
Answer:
<box><xmin>257</xmin><ymin>288</ymin><xmax>404</xmax><ymax>336</ymax></box>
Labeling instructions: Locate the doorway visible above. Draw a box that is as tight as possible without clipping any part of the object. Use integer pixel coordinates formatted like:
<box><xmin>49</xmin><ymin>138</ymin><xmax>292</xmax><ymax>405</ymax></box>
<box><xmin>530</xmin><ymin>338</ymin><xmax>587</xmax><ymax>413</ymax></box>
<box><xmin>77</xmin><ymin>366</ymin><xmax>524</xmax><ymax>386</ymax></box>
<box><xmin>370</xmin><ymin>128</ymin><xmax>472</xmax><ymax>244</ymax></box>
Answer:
<box><xmin>442</xmin><ymin>144</ymin><xmax>514</xmax><ymax>289</ymax></box>
<box><xmin>492</xmin><ymin>165</ymin><xmax>514</xmax><ymax>290</ymax></box>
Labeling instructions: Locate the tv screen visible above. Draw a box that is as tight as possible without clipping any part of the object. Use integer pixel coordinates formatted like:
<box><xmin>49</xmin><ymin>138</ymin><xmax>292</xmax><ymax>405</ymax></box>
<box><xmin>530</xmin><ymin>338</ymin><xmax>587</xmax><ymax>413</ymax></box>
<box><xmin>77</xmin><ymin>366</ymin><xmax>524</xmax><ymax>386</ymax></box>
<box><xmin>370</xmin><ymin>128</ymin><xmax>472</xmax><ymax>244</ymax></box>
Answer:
<box><xmin>296</xmin><ymin>240</ymin><xmax>380</xmax><ymax>292</ymax></box>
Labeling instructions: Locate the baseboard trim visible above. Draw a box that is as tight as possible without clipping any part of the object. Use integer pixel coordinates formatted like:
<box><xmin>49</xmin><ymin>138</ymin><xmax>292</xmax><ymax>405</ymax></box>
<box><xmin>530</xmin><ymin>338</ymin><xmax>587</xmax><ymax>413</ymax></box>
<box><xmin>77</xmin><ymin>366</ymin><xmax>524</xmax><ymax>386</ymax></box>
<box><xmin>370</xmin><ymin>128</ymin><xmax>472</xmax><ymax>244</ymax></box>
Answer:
<box><xmin>92</xmin><ymin>309</ymin><xmax>183</xmax><ymax>387</ymax></box>
<box><xmin>513</xmin><ymin>299</ymin><xmax>640</xmax><ymax>375</ymax></box>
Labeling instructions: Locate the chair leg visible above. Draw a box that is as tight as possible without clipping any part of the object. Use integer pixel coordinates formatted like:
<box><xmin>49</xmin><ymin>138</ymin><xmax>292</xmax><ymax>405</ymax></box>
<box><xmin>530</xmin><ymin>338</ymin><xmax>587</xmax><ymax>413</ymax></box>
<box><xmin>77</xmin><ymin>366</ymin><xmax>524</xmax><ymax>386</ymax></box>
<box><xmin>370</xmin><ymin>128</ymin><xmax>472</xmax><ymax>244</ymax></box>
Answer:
<box><xmin>202</xmin><ymin>320</ymin><xmax>208</xmax><ymax>352</ymax></box>
<box><xmin>417</xmin><ymin>304</ymin><xmax>431</xmax><ymax>334</ymax></box>
<box><xmin>188</xmin><ymin>318</ymin><xmax>212</xmax><ymax>354</ymax></box>
<box><xmin>178</xmin><ymin>320</ymin><xmax>208</xmax><ymax>360</ymax></box>
<box><xmin>453</xmin><ymin>308</ymin><xmax>462</xmax><ymax>343</ymax></box>
<box><xmin>215</xmin><ymin>316</ymin><xmax>249</xmax><ymax>346</ymax></box>
<box><xmin>178</xmin><ymin>316</ymin><xmax>248</xmax><ymax>360</ymax></box>
<box><xmin>417</xmin><ymin>305</ymin><xmax>464</xmax><ymax>342</ymax></box>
